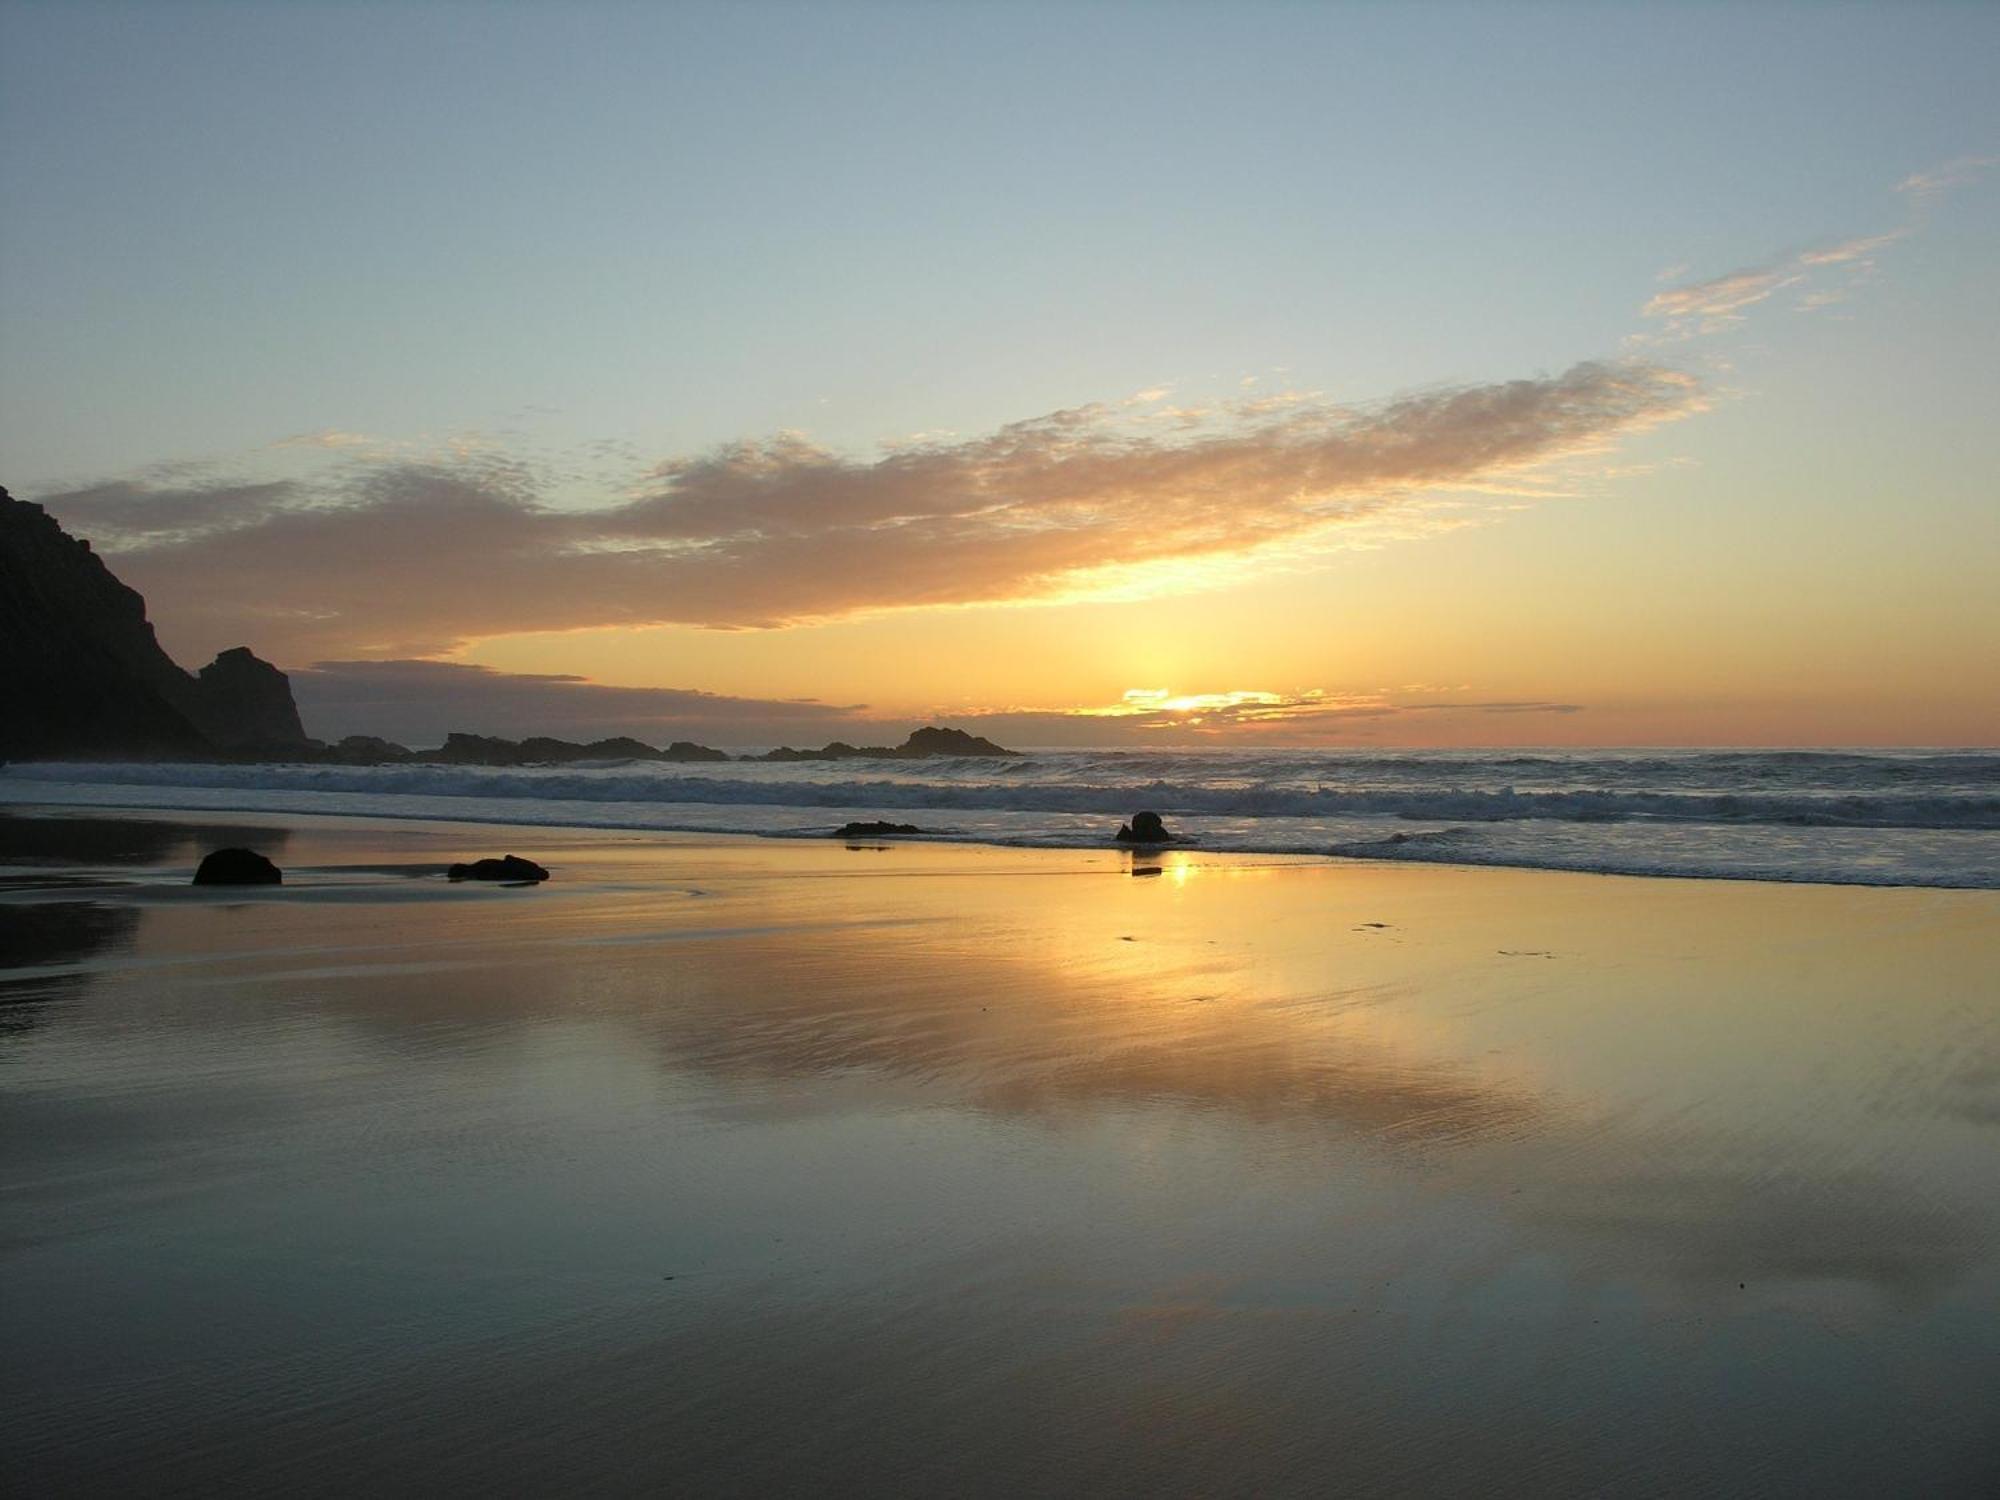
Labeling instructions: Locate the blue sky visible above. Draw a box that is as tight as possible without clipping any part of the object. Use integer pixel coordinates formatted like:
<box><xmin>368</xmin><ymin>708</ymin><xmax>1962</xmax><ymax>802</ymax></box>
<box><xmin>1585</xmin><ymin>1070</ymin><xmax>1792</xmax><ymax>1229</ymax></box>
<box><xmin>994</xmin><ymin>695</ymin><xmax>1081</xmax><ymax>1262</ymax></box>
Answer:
<box><xmin>6</xmin><ymin>1</ymin><xmax>1992</xmax><ymax>484</ymax></box>
<box><xmin>2</xmin><ymin>1</ymin><xmax>1995</xmax><ymax>745</ymax></box>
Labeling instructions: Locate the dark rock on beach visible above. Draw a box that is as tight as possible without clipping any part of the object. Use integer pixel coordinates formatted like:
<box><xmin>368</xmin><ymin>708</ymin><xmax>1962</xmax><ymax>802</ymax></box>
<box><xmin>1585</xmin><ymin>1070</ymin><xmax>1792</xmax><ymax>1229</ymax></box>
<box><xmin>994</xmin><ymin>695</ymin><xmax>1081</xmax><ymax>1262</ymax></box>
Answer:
<box><xmin>192</xmin><ymin>848</ymin><xmax>283</xmax><ymax>886</ymax></box>
<box><xmin>447</xmin><ymin>855</ymin><xmax>550</xmax><ymax>882</ymax></box>
<box><xmin>833</xmin><ymin>821</ymin><xmax>925</xmax><ymax>838</ymax></box>
<box><xmin>1115</xmin><ymin>811</ymin><xmax>1173</xmax><ymax>844</ymax></box>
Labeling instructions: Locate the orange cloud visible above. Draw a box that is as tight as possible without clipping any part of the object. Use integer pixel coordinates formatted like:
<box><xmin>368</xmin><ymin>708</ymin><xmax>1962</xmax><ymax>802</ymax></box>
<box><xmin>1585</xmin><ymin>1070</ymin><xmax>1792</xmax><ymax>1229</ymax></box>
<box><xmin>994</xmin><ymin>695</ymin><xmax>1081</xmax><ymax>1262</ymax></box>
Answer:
<box><xmin>36</xmin><ymin>360</ymin><xmax>1703</xmax><ymax>664</ymax></box>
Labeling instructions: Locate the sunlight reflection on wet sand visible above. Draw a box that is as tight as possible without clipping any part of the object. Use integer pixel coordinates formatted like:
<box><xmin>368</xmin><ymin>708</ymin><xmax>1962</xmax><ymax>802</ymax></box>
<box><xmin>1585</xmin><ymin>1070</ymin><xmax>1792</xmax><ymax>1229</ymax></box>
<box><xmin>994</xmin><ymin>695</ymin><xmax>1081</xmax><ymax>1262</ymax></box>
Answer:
<box><xmin>3</xmin><ymin>810</ymin><xmax>1997</xmax><ymax>1495</ymax></box>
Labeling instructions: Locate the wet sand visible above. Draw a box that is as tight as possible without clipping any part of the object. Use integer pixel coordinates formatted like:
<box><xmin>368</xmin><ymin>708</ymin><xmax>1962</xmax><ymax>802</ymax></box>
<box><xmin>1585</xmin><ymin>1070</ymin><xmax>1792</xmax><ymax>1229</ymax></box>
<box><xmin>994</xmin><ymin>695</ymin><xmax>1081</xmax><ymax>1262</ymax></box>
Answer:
<box><xmin>3</xmin><ymin>807</ymin><xmax>1997</xmax><ymax>1496</ymax></box>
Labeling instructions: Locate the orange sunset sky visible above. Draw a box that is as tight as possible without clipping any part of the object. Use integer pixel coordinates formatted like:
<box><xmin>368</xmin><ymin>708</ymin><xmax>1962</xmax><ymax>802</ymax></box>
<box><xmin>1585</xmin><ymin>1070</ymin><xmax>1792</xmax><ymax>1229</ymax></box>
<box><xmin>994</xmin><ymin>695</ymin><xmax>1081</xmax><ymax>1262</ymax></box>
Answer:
<box><xmin>3</xmin><ymin>3</ymin><xmax>1995</xmax><ymax>748</ymax></box>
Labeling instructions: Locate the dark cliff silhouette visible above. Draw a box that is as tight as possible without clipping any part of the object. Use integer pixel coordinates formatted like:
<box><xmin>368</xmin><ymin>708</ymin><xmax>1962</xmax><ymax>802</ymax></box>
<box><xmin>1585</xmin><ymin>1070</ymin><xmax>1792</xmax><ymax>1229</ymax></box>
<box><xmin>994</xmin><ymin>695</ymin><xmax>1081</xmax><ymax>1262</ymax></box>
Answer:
<box><xmin>2</xmin><ymin>486</ymin><xmax>1019</xmax><ymax>766</ymax></box>
<box><xmin>1</xmin><ymin>487</ymin><xmax>313</xmax><ymax>761</ymax></box>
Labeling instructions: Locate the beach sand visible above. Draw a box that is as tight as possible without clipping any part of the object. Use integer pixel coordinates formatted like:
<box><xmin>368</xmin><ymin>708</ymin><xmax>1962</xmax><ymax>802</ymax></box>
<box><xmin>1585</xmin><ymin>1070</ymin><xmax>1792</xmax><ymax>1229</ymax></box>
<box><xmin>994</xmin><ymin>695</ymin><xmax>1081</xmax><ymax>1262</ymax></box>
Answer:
<box><xmin>3</xmin><ymin>807</ymin><xmax>1997</xmax><ymax>1495</ymax></box>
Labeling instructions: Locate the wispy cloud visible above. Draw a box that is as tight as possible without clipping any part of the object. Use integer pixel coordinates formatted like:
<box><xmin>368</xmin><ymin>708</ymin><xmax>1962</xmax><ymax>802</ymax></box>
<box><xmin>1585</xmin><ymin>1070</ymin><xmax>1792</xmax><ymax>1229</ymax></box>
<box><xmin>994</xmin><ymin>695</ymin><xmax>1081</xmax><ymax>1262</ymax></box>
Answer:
<box><xmin>1895</xmin><ymin>153</ymin><xmax>1996</xmax><ymax>207</ymax></box>
<box><xmin>1795</xmin><ymin>231</ymin><xmax>1908</xmax><ymax>267</ymax></box>
<box><xmin>37</xmin><ymin>359</ymin><xmax>1704</xmax><ymax>663</ymax></box>
<box><xmin>961</xmin><ymin>686</ymin><xmax>1587</xmax><ymax>743</ymax></box>
<box><xmin>1639</xmin><ymin>230</ymin><xmax>1913</xmax><ymax>338</ymax></box>
<box><xmin>1070</xmin><ymin>688</ymin><xmax>1391</xmax><ymax>727</ymax></box>
<box><xmin>273</xmin><ymin>428</ymin><xmax>379</xmax><ymax>451</ymax></box>
<box><xmin>1639</xmin><ymin>151</ymin><xmax>1993</xmax><ymax>340</ymax></box>
<box><xmin>1398</xmin><ymin>700</ymin><xmax>1583</xmax><ymax>715</ymax></box>
<box><xmin>1642</xmin><ymin>265</ymin><xmax>1807</xmax><ymax>335</ymax></box>
<box><xmin>35</xmin><ymin>479</ymin><xmax>302</xmax><ymax>545</ymax></box>
<box><xmin>289</xmin><ymin>665</ymin><xmax>1586</xmax><ymax>748</ymax></box>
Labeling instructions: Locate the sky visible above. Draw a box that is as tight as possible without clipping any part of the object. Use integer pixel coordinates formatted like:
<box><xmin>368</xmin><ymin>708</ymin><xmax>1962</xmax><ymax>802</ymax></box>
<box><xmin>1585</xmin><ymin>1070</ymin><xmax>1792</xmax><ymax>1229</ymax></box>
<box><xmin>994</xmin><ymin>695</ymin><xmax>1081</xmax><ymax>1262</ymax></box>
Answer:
<box><xmin>2</xmin><ymin>0</ymin><xmax>1995</xmax><ymax>748</ymax></box>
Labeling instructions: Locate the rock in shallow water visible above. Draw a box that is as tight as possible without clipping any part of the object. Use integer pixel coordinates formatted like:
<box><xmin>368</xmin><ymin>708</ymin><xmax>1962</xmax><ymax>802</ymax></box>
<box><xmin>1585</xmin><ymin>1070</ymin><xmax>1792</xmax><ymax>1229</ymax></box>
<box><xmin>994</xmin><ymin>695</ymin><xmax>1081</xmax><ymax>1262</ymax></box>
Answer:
<box><xmin>447</xmin><ymin>854</ymin><xmax>550</xmax><ymax>882</ymax></box>
<box><xmin>1114</xmin><ymin>811</ymin><xmax>1172</xmax><ymax>844</ymax></box>
<box><xmin>833</xmin><ymin>821</ymin><xmax>925</xmax><ymax>838</ymax></box>
<box><xmin>192</xmin><ymin>847</ymin><xmax>283</xmax><ymax>885</ymax></box>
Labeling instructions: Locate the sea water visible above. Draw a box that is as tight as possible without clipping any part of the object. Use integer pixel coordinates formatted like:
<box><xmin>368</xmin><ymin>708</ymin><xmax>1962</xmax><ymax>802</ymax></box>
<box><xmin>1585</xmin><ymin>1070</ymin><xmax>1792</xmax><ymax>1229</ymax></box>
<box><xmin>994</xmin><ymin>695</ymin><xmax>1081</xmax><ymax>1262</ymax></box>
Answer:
<box><xmin>4</xmin><ymin>747</ymin><xmax>1995</xmax><ymax>887</ymax></box>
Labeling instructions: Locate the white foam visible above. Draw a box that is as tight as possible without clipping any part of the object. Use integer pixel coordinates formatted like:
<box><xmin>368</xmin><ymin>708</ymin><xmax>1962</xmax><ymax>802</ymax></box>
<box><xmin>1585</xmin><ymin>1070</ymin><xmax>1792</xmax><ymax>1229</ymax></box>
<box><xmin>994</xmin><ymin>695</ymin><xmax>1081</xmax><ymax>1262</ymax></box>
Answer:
<box><xmin>4</xmin><ymin>749</ymin><xmax>1995</xmax><ymax>888</ymax></box>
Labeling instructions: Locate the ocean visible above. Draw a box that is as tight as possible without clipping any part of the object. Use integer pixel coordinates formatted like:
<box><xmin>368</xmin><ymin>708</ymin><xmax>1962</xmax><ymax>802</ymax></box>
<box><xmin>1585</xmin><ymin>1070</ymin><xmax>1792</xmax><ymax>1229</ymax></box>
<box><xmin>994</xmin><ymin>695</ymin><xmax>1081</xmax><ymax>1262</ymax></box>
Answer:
<box><xmin>5</xmin><ymin>747</ymin><xmax>1995</xmax><ymax>888</ymax></box>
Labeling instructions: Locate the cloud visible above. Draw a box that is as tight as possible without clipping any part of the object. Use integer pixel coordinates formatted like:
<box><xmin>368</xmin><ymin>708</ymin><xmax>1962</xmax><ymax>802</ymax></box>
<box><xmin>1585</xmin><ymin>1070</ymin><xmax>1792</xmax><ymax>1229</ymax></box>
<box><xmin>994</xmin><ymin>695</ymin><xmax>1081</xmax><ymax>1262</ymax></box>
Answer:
<box><xmin>929</xmin><ymin>688</ymin><xmax>1589</xmax><ymax>747</ymax></box>
<box><xmin>31</xmin><ymin>479</ymin><xmax>303</xmax><ymax>545</ymax></box>
<box><xmin>1638</xmin><ymin>230</ymin><xmax>1913</xmax><ymax>337</ymax></box>
<box><xmin>37</xmin><ymin>359</ymin><xmax>1704</xmax><ymax>663</ymax></box>
<box><xmin>1895</xmin><ymin>153</ymin><xmax>1996</xmax><ymax>206</ymax></box>
<box><xmin>1398</xmin><ymin>700</ymin><xmax>1583</xmax><ymax>715</ymax></box>
<box><xmin>274</xmin><ymin>429</ymin><xmax>379</xmax><ymax>451</ymax></box>
<box><xmin>1642</xmin><ymin>265</ymin><xmax>1806</xmax><ymax>334</ymax></box>
<box><xmin>1070</xmin><ymin>687</ymin><xmax>1400</xmax><ymax>730</ymax></box>
<box><xmin>1640</xmin><ymin>149</ymin><xmax>1998</xmax><ymax>340</ymax></box>
<box><xmin>285</xmin><ymin>665</ymin><xmax>1589</xmax><ymax>748</ymax></box>
<box><xmin>290</xmin><ymin>659</ymin><xmax>866</xmax><ymax>747</ymax></box>
<box><xmin>1795</xmin><ymin>230</ymin><xmax>1908</xmax><ymax>267</ymax></box>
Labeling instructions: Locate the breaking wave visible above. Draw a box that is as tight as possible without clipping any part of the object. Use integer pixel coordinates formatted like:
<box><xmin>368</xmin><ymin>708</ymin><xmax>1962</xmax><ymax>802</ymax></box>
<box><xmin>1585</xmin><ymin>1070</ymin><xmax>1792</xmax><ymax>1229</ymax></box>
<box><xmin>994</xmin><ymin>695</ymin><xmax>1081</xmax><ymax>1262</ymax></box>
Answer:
<box><xmin>4</xmin><ymin>748</ymin><xmax>1996</xmax><ymax>888</ymax></box>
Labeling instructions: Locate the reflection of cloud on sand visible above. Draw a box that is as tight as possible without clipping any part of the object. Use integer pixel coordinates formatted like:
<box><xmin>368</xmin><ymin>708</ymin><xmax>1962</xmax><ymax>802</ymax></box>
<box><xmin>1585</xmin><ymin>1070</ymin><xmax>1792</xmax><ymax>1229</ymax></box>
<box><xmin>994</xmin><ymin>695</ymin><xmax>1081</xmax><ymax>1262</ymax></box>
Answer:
<box><xmin>1511</xmin><ymin>1164</ymin><xmax>1978</xmax><ymax>1300</ymax></box>
<box><xmin>25</xmin><ymin>834</ymin><xmax>1997</xmax><ymax>1304</ymax></box>
<box><xmin>608</xmin><ymin>920</ymin><xmax>1986</xmax><ymax>1299</ymax></box>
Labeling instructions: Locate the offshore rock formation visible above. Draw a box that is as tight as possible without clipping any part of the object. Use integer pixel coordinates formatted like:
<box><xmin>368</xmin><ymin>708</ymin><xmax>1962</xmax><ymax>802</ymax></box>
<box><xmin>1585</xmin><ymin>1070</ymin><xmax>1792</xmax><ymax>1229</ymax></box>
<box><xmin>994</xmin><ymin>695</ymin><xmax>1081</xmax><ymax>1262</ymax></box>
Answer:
<box><xmin>417</xmin><ymin>733</ymin><xmax>730</xmax><ymax>765</ymax></box>
<box><xmin>0</xmin><ymin>486</ymin><xmax>313</xmax><ymax>761</ymax></box>
<box><xmin>758</xmin><ymin>726</ymin><xmax>1018</xmax><ymax>761</ymax></box>
<box><xmin>189</xmin><ymin>646</ymin><xmax>310</xmax><ymax>754</ymax></box>
<box><xmin>899</xmin><ymin>726</ymin><xmax>1018</xmax><ymax>757</ymax></box>
<box><xmin>327</xmin><ymin>735</ymin><xmax>414</xmax><ymax>763</ymax></box>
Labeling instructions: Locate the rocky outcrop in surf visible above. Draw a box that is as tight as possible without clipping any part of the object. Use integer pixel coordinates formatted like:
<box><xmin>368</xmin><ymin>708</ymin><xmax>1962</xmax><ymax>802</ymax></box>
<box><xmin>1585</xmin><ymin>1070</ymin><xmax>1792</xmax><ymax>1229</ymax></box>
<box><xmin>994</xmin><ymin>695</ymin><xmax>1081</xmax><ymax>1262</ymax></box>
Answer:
<box><xmin>1115</xmin><ymin>811</ymin><xmax>1173</xmax><ymax>844</ymax></box>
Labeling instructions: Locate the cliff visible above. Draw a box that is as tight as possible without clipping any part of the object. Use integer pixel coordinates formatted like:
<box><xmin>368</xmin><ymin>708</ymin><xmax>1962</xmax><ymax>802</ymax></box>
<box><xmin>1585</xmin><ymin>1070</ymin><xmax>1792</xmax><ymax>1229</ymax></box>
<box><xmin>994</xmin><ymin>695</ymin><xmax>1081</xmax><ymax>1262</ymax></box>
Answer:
<box><xmin>0</xmin><ymin>486</ymin><xmax>312</xmax><ymax>761</ymax></box>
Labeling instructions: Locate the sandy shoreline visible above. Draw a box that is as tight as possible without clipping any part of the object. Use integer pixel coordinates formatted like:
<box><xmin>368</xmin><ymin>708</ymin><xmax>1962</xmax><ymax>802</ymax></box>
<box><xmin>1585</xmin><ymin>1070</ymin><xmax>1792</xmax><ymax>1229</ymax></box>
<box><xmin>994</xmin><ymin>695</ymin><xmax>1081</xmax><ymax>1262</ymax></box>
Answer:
<box><xmin>4</xmin><ymin>805</ymin><xmax>1998</xmax><ymax>1495</ymax></box>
